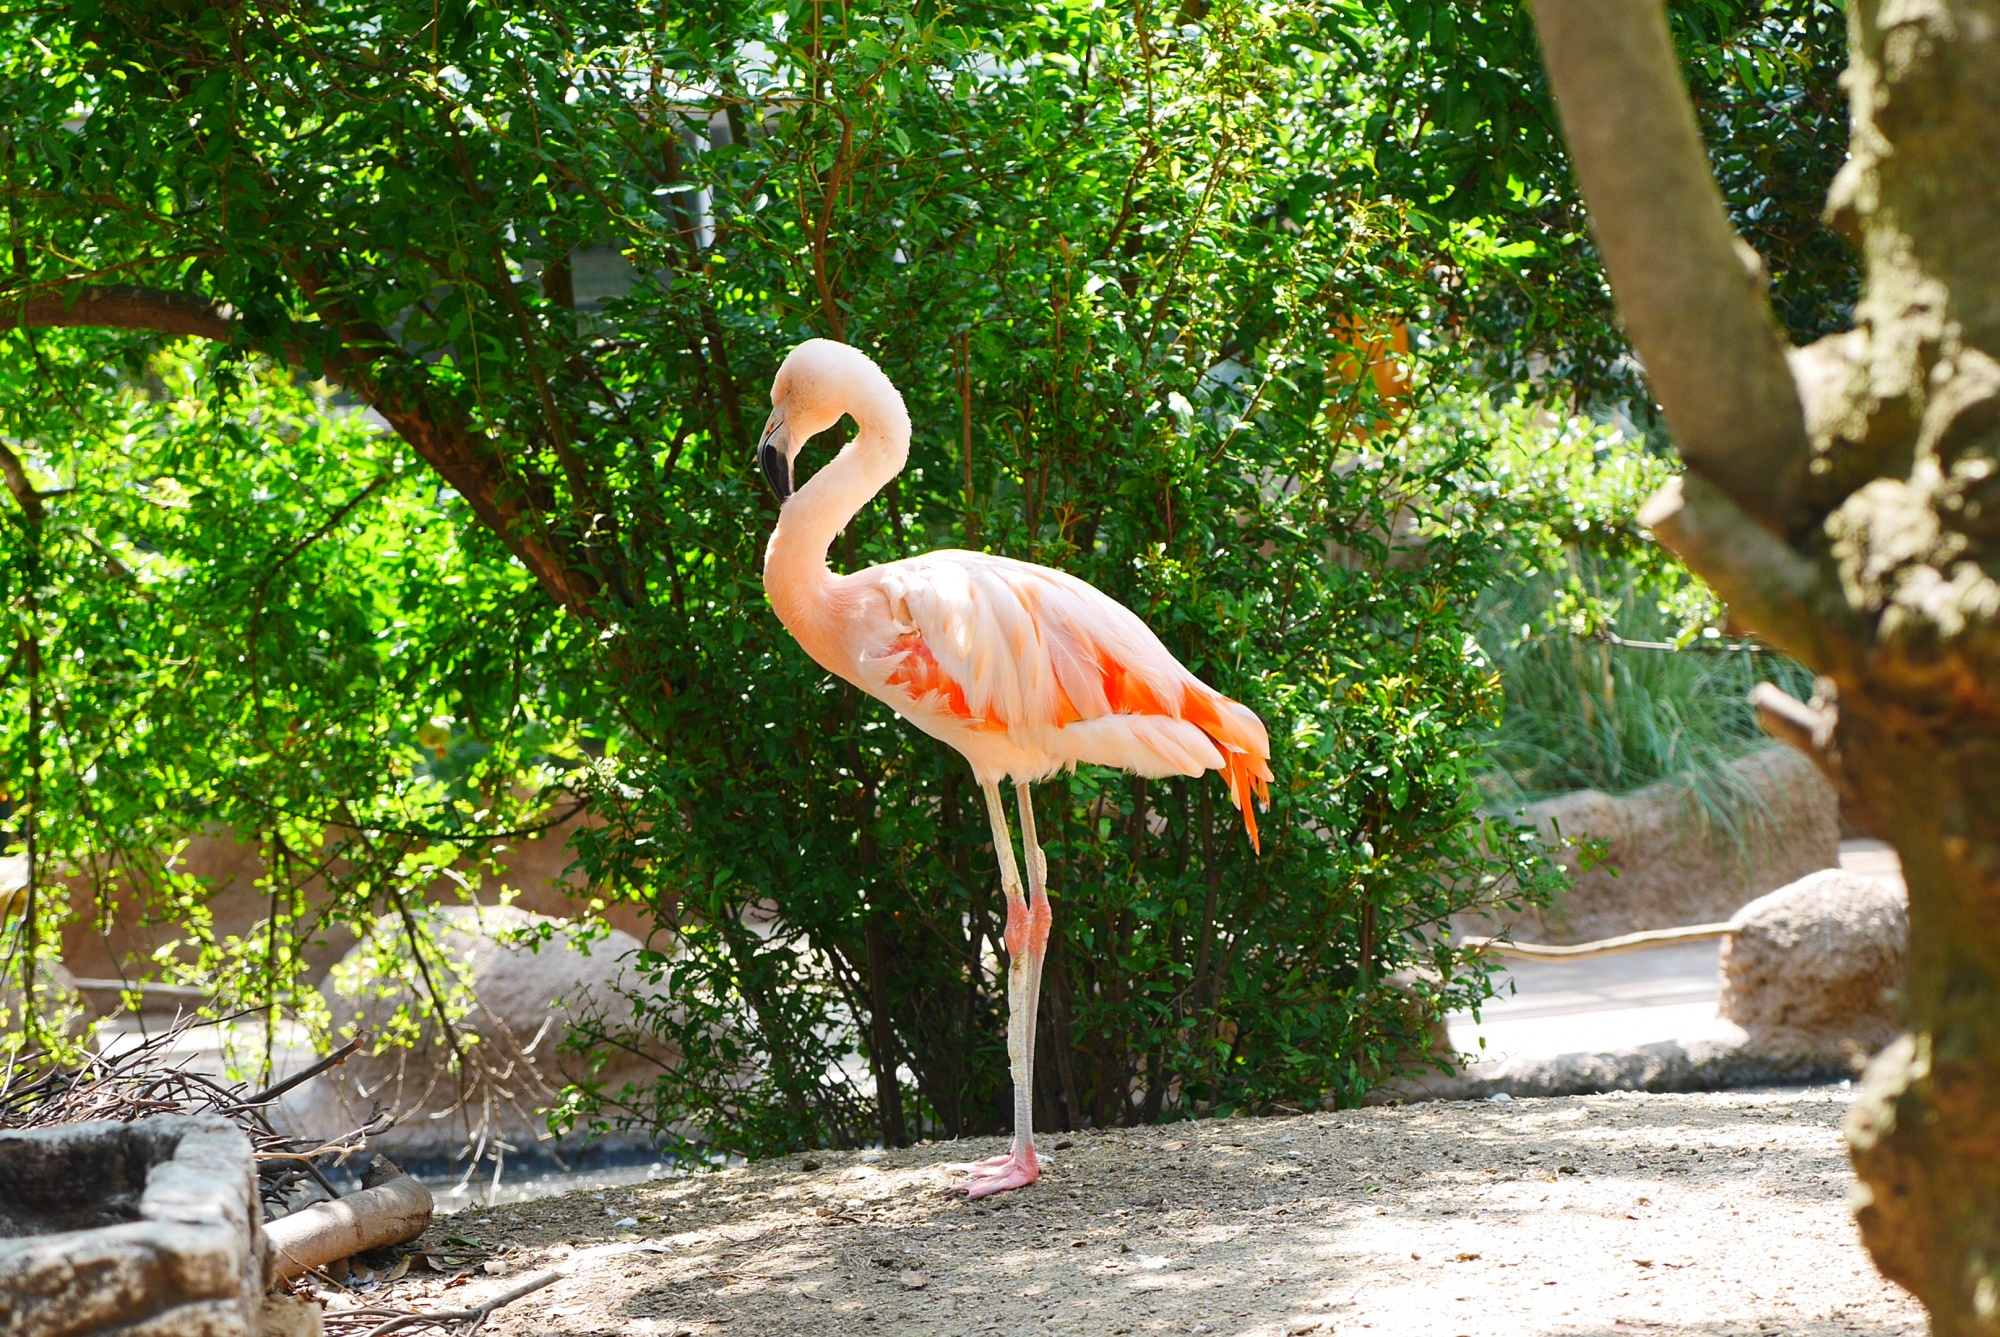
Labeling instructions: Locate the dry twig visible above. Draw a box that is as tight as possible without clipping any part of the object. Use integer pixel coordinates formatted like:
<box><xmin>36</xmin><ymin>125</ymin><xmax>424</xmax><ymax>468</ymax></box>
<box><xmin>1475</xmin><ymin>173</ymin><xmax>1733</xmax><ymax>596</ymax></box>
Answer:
<box><xmin>0</xmin><ymin>1013</ymin><xmax>388</xmax><ymax>1212</ymax></box>
<box><xmin>319</xmin><ymin>1271</ymin><xmax>562</xmax><ymax>1337</ymax></box>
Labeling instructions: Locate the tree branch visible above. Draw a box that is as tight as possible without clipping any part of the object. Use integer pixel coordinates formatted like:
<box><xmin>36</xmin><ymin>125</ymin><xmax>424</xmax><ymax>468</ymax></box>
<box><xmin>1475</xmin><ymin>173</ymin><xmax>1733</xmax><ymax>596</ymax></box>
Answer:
<box><xmin>323</xmin><ymin>333</ymin><xmax>601</xmax><ymax>615</ymax></box>
<box><xmin>2</xmin><ymin>279</ymin><xmax>603</xmax><ymax>619</ymax></box>
<box><xmin>1531</xmin><ymin>0</ymin><xmax>1810</xmax><ymax>532</ymax></box>
<box><xmin>2</xmin><ymin>283</ymin><xmax>235</xmax><ymax>342</ymax></box>
<box><xmin>0</xmin><ymin>439</ymin><xmax>44</xmax><ymax>525</ymax></box>
<box><xmin>1638</xmin><ymin>475</ymin><xmax>1864</xmax><ymax>671</ymax></box>
<box><xmin>1749</xmin><ymin>680</ymin><xmax>1834</xmax><ymax>762</ymax></box>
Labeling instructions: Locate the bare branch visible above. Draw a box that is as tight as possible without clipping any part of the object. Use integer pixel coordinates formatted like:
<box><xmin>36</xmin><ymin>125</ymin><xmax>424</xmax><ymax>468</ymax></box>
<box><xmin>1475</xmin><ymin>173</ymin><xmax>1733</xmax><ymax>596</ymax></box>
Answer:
<box><xmin>242</xmin><ymin>1034</ymin><xmax>365</xmax><ymax>1106</ymax></box>
<box><xmin>1</xmin><ymin>284</ymin><xmax>236</xmax><ymax>342</ymax></box>
<box><xmin>1638</xmin><ymin>475</ymin><xmax>1864</xmax><ymax>670</ymax></box>
<box><xmin>1531</xmin><ymin>0</ymin><xmax>1809</xmax><ymax>531</ymax></box>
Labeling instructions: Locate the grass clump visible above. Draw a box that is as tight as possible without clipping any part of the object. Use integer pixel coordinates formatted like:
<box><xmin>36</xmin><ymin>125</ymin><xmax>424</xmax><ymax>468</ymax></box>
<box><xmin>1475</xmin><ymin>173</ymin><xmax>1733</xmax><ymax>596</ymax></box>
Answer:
<box><xmin>1465</xmin><ymin>399</ymin><xmax>1816</xmax><ymax>817</ymax></box>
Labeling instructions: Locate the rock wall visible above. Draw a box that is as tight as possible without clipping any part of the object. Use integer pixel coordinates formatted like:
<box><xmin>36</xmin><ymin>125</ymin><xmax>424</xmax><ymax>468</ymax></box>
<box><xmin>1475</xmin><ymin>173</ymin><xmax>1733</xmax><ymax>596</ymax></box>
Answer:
<box><xmin>52</xmin><ymin>807</ymin><xmax>656</xmax><ymax>989</ymax></box>
<box><xmin>1460</xmin><ymin>744</ymin><xmax>1841</xmax><ymax>945</ymax></box>
<box><xmin>280</xmin><ymin>905</ymin><xmax>675</xmax><ymax>1162</ymax></box>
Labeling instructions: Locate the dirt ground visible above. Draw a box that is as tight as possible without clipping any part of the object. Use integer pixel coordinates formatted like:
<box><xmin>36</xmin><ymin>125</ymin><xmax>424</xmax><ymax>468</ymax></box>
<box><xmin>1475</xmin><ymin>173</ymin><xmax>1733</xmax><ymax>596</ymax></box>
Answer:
<box><xmin>340</xmin><ymin>1084</ymin><xmax>1925</xmax><ymax>1336</ymax></box>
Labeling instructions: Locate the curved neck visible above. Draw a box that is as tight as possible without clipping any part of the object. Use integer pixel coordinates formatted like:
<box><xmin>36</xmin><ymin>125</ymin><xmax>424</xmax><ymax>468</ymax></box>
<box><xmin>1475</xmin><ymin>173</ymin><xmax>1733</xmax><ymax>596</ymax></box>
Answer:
<box><xmin>763</xmin><ymin>391</ymin><xmax>909</xmax><ymax>645</ymax></box>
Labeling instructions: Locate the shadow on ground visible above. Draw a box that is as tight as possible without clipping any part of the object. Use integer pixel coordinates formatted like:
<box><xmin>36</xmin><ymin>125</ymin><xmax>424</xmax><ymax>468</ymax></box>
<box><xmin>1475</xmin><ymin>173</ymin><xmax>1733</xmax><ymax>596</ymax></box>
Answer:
<box><xmin>390</xmin><ymin>1087</ymin><xmax>1919</xmax><ymax>1337</ymax></box>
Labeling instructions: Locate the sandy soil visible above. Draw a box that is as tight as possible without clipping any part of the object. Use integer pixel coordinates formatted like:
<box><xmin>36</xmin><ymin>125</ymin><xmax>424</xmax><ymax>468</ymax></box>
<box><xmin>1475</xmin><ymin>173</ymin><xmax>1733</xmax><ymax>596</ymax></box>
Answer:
<box><xmin>341</xmin><ymin>1084</ymin><xmax>1924</xmax><ymax>1336</ymax></box>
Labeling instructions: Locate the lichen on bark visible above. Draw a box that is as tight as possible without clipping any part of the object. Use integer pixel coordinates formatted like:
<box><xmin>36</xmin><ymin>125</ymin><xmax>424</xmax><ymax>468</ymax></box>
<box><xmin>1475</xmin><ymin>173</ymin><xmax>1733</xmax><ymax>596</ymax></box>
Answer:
<box><xmin>1534</xmin><ymin>0</ymin><xmax>2000</xmax><ymax>1328</ymax></box>
<box><xmin>1774</xmin><ymin>2</ymin><xmax>2000</xmax><ymax>1328</ymax></box>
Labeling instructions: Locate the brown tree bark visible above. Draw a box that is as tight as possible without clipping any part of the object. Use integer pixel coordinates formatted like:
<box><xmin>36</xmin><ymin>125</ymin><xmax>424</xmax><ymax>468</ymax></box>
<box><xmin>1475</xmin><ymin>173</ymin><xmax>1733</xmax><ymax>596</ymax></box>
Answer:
<box><xmin>1532</xmin><ymin>2</ymin><xmax>2000</xmax><ymax>1330</ymax></box>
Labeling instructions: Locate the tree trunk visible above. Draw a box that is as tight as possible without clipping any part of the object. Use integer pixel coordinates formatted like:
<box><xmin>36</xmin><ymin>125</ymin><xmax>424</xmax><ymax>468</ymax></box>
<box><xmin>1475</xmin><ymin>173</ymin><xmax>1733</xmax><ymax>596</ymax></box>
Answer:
<box><xmin>1826</xmin><ymin>14</ymin><xmax>2000</xmax><ymax>1320</ymax></box>
<box><xmin>1531</xmin><ymin>2</ymin><xmax>2000</xmax><ymax>1329</ymax></box>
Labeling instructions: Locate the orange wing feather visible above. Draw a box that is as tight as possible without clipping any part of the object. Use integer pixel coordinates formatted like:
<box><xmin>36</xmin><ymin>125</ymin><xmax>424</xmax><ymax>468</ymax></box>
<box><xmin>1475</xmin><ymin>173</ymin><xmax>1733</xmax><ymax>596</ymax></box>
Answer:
<box><xmin>1176</xmin><ymin>680</ymin><xmax>1272</xmax><ymax>852</ymax></box>
<box><xmin>882</xmin><ymin>632</ymin><xmax>1008</xmax><ymax>731</ymax></box>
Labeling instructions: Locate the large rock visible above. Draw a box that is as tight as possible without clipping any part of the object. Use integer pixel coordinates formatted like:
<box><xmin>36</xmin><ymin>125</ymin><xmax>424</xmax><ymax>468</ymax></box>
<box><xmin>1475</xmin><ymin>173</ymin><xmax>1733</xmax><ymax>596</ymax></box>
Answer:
<box><xmin>0</xmin><ymin>1115</ymin><xmax>281</xmax><ymax>1337</ymax></box>
<box><xmin>1461</xmin><ymin>745</ymin><xmax>1840</xmax><ymax>944</ymax></box>
<box><xmin>55</xmin><ymin>806</ymin><xmax>652</xmax><ymax>988</ymax></box>
<box><xmin>282</xmin><ymin>905</ymin><xmax>667</xmax><ymax>1163</ymax></box>
<box><xmin>1720</xmin><ymin>869</ymin><xmax>1907</xmax><ymax>1058</ymax></box>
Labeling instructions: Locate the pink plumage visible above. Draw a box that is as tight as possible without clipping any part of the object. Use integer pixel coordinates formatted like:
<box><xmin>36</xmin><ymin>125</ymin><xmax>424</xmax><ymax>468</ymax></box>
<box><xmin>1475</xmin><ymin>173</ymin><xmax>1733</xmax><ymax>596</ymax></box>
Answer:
<box><xmin>758</xmin><ymin>339</ymin><xmax>1271</xmax><ymax>1197</ymax></box>
<box><xmin>858</xmin><ymin>549</ymin><xmax>1272</xmax><ymax>846</ymax></box>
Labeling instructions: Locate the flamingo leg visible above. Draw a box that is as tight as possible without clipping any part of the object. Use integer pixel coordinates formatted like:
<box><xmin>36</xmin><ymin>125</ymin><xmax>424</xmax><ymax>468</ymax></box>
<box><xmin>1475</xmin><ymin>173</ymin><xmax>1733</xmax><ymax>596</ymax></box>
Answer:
<box><xmin>946</xmin><ymin>779</ymin><xmax>1045</xmax><ymax>1198</ymax></box>
<box><xmin>1014</xmin><ymin>779</ymin><xmax>1053</xmax><ymax>1140</ymax></box>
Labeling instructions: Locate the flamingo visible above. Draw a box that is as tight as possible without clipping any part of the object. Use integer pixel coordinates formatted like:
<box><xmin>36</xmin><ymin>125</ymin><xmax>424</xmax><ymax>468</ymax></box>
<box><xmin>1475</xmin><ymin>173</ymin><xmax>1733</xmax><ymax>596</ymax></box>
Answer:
<box><xmin>758</xmin><ymin>339</ymin><xmax>1273</xmax><ymax>1198</ymax></box>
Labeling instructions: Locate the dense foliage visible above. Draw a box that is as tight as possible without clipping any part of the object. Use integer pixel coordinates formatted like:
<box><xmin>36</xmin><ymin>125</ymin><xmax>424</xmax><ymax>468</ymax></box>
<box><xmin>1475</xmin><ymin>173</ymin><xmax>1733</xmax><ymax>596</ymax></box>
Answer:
<box><xmin>0</xmin><ymin>1</ymin><xmax>1851</xmax><ymax>1154</ymax></box>
<box><xmin>1357</xmin><ymin>0</ymin><xmax>1852</xmax><ymax>395</ymax></box>
<box><xmin>0</xmin><ymin>337</ymin><xmax>588</xmax><ymax>1071</ymax></box>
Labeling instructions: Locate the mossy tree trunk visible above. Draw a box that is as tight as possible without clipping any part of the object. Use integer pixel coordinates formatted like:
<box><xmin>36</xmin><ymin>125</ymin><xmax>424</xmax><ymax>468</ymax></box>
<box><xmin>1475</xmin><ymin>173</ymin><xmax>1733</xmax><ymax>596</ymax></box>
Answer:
<box><xmin>1531</xmin><ymin>2</ymin><xmax>2000</xmax><ymax>1330</ymax></box>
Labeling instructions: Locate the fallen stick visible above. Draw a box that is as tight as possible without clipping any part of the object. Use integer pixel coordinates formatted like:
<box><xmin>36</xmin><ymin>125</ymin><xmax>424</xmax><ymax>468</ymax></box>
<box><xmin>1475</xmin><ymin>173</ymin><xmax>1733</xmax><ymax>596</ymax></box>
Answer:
<box><xmin>267</xmin><ymin>1158</ymin><xmax>435</xmax><ymax>1283</ymax></box>
<box><xmin>1458</xmin><ymin>921</ymin><xmax>1735</xmax><ymax>960</ymax></box>
<box><xmin>328</xmin><ymin>1271</ymin><xmax>563</xmax><ymax>1337</ymax></box>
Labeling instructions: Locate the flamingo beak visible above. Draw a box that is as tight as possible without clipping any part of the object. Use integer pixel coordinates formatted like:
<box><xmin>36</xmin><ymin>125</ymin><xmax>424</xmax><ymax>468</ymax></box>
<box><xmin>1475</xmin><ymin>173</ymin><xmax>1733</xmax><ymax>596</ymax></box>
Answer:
<box><xmin>758</xmin><ymin>410</ymin><xmax>792</xmax><ymax>503</ymax></box>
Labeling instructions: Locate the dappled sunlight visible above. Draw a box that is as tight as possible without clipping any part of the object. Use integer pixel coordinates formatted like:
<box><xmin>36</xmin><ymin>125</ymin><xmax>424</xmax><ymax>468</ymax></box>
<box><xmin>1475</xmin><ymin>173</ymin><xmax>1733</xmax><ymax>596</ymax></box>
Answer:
<box><xmin>420</xmin><ymin>1089</ymin><xmax>1918</xmax><ymax>1336</ymax></box>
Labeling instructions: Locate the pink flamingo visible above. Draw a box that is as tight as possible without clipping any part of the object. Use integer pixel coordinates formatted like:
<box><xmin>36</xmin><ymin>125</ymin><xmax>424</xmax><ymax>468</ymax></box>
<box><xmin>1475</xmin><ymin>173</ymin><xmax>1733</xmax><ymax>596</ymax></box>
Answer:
<box><xmin>759</xmin><ymin>339</ymin><xmax>1272</xmax><ymax>1198</ymax></box>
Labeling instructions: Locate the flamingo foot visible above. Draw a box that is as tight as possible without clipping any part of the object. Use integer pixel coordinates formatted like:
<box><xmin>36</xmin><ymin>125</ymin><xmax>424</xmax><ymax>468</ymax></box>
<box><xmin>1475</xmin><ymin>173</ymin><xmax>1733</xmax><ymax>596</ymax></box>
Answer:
<box><xmin>948</xmin><ymin>1144</ymin><xmax>1040</xmax><ymax>1199</ymax></box>
<box><xmin>941</xmin><ymin>1150</ymin><xmax>1016</xmax><ymax>1174</ymax></box>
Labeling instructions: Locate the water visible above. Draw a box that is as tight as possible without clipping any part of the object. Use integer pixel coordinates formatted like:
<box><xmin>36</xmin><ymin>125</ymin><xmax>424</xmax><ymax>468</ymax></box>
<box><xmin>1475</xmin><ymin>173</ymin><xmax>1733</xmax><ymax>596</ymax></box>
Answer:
<box><xmin>423</xmin><ymin>1157</ymin><xmax>684</xmax><ymax>1213</ymax></box>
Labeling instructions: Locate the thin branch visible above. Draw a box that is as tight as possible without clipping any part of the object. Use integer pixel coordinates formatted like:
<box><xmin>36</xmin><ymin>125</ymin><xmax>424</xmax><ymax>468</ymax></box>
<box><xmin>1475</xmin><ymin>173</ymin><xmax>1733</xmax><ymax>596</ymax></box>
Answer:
<box><xmin>1462</xmin><ymin>921</ymin><xmax>1735</xmax><ymax>960</ymax></box>
<box><xmin>1589</xmin><ymin>629</ymin><xmax>1766</xmax><ymax>654</ymax></box>
<box><xmin>1531</xmin><ymin>0</ymin><xmax>1809</xmax><ymax>531</ymax></box>
<box><xmin>242</xmin><ymin>1035</ymin><xmax>364</xmax><ymax>1106</ymax></box>
<box><xmin>326</xmin><ymin>1270</ymin><xmax>561</xmax><ymax>1337</ymax></box>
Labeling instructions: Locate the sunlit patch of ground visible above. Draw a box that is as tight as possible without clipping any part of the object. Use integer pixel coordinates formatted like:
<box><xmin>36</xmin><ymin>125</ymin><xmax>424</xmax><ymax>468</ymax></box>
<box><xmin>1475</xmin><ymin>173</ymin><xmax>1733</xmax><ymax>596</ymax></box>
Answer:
<box><xmin>388</xmin><ymin>1086</ymin><xmax>1920</xmax><ymax>1336</ymax></box>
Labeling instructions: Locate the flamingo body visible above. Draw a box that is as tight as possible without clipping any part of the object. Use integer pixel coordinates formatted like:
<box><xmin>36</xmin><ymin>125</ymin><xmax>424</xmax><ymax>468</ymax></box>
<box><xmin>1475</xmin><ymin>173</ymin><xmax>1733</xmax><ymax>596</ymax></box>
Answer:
<box><xmin>758</xmin><ymin>339</ymin><xmax>1270</xmax><ymax>1196</ymax></box>
<box><xmin>799</xmin><ymin>547</ymin><xmax>1271</xmax><ymax>846</ymax></box>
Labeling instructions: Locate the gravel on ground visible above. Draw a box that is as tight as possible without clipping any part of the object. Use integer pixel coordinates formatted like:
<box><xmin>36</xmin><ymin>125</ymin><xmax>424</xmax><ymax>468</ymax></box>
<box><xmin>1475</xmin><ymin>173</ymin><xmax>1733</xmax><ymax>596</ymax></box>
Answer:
<box><xmin>346</xmin><ymin>1085</ymin><xmax>1922</xmax><ymax>1336</ymax></box>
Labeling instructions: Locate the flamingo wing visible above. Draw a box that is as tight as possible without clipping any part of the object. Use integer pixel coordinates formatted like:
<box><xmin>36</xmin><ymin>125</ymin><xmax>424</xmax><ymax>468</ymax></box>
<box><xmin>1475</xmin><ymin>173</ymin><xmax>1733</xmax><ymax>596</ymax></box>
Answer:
<box><xmin>853</xmin><ymin>551</ymin><xmax>1274</xmax><ymax>849</ymax></box>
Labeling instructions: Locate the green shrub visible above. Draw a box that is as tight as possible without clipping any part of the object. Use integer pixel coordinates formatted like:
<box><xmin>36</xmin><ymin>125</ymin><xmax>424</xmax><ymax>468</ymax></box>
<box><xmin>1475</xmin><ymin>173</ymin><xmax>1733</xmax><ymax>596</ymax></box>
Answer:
<box><xmin>0</xmin><ymin>343</ymin><xmax>584</xmax><ymax>1073</ymax></box>
<box><xmin>0</xmin><ymin>1</ymin><xmax>1583</xmax><ymax>1147</ymax></box>
<box><xmin>544</xmin><ymin>6</ymin><xmax>1573</xmax><ymax>1154</ymax></box>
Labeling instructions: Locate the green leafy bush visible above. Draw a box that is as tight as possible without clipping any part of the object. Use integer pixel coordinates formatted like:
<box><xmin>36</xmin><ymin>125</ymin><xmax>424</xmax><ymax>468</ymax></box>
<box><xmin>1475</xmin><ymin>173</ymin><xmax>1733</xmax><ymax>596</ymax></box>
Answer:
<box><xmin>1348</xmin><ymin>0</ymin><xmax>1851</xmax><ymax>392</ymax></box>
<box><xmin>0</xmin><ymin>341</ymin><xmax>585</xmax><ymax>1071</ymax></box>
<box><xmin>1</xmin><ymin>1</ymin><xmax>1614</xmax><ymax>1148</ymax></box>
<box><xmin>539</xmin><ymin>7</ymin><xmax>1570</xmax><ymax>1152</ymax></box>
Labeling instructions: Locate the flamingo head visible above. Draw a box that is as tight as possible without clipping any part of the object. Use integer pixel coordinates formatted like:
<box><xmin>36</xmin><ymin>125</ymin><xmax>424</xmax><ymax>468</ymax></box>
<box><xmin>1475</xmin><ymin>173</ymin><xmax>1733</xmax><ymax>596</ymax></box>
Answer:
<box><xmin>758</xmin><ymin>339</ymin><xmax>890</xmax><ymax>503</ymax></box>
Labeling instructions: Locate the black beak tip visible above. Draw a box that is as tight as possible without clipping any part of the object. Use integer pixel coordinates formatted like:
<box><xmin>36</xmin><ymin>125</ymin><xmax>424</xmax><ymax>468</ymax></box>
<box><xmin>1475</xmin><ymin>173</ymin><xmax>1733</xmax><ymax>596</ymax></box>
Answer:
<box><xmin>759</xmin><ymin>439</ymin><xmax>793</xmax><ymax>503</ymax></box>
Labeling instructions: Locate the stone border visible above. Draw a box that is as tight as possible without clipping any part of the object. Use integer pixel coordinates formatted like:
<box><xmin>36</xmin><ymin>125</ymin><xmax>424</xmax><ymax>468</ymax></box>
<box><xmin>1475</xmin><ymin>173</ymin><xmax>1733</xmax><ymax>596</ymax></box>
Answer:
<box><xmin>1371</xmin><ymin>1037</ymin><xmax>1855</xmax><ymax>1105</ymax></box>
<box><xmin>1462</xmin><ymin>745</ymin><xmax>1842</xmax><ymax>945</ymax></box>
<box><xmin>0</xmin><ymin>1115</ymin><xmax>269</xmax><ymax>1337</ymax></box>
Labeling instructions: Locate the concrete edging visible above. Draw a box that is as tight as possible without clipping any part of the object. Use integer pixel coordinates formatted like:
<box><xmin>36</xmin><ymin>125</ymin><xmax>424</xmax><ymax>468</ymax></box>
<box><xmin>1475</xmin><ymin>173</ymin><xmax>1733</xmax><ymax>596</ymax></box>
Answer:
<box><xmin>0</xmin><ymin>1115</ymin><xmax>283</xmax><ymax>1337</ymax></box>
<box><xmin>1371</xmin><ymin>1038</ymin><xmax>1855</xmax><ymax>1105</ymax></box>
